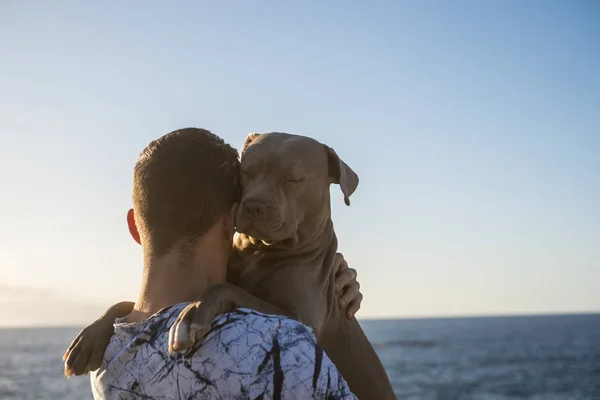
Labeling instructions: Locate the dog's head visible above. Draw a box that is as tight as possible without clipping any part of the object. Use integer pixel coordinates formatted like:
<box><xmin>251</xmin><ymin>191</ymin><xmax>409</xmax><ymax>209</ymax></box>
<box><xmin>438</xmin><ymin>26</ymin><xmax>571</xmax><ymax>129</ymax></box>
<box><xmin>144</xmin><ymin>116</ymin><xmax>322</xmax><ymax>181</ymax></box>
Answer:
<box><xmin>235</xmin><ymin>132</ymin><xmax>359</xmax><ymax>245</ymax></box>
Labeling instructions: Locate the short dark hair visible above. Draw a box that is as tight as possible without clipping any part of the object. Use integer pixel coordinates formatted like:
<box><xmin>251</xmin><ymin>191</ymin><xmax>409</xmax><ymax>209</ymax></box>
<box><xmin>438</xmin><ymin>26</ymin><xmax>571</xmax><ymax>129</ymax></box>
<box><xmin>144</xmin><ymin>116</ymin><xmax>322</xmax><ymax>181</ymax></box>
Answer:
<box><xmin>133</xmin><ymin>128</ymin><xmax>240</xmax><ymax>257</ymax></box>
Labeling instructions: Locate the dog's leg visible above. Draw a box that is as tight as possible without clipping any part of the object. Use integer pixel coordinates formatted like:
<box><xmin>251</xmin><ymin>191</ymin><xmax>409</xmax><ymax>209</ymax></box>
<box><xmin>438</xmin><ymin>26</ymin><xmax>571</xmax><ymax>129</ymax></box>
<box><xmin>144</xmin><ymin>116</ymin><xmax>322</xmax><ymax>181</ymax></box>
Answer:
<box><xmin>63</xmin><ymin>301</ymin><xmax>135</xmax><ymax>377</ymax></box>
<box><xmin>319</xmin><ymin>315</ymin><xmax>396</xmax><ymax>400</ymax></box>
<box><xmin>169</xmin><ymin>283</ymin><xmax>295</xmax><ymax>352</ymax></box>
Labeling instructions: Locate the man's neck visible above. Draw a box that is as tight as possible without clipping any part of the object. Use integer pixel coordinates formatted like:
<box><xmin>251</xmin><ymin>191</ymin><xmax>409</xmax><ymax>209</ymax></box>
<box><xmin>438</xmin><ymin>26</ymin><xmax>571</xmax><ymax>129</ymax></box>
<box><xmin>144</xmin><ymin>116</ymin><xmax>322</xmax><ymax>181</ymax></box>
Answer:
<box><xmin>127</xmin><ymin>241</ymin><xmax>227</xmax><ymax>323</ymax></box>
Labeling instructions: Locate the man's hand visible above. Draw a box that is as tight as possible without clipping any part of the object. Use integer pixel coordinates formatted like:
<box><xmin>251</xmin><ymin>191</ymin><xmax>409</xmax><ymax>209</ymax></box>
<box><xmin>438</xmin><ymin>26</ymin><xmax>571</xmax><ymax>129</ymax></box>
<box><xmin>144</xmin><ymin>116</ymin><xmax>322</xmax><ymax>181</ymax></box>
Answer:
<box><xmin>333</xmin><ymin>253</ymin><xmax>363</xmax><ymax>319</ymax></box>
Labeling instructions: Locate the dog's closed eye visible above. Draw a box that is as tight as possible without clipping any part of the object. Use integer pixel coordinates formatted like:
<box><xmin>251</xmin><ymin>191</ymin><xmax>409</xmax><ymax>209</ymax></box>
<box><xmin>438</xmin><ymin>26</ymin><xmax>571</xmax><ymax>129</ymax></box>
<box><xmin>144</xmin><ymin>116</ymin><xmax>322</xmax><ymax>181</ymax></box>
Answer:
<box><xmin>287</xmin><ymin>176</ymin><xmax>306</xmax><ymax>183</ymax></box>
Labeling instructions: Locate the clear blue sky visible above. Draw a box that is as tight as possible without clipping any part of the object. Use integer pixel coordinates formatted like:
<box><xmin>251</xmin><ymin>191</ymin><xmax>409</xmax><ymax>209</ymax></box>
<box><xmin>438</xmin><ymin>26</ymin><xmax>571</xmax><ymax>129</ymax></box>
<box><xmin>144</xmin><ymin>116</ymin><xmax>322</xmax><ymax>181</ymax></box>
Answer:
<box><xmin>1</xmin><ymin>1</ymin><xmax>598</xmax><ymax>325</ymax></box>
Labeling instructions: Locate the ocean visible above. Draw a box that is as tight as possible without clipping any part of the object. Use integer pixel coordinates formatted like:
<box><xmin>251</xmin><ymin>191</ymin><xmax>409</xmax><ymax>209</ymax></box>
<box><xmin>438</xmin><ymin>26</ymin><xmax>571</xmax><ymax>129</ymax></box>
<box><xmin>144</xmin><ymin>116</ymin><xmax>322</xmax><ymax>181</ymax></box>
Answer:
<box><xmin>0</xmin><ymin>314</ymin><xmax>599</xmax><ymax>399</ymax></box>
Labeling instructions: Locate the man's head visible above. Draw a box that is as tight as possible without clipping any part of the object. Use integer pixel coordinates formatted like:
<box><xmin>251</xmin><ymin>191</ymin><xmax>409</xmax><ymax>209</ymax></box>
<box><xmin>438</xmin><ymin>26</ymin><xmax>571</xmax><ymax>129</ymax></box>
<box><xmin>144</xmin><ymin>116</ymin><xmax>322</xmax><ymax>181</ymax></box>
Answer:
<box><xmin>127</xmin><ymin>128</ymin><xmax>241</xmax><ymax>262</ymax></box>
<box><xmin>236</xmin><ymin>132</ymin><xmax>358</xmax><ymax>246</ymax></box>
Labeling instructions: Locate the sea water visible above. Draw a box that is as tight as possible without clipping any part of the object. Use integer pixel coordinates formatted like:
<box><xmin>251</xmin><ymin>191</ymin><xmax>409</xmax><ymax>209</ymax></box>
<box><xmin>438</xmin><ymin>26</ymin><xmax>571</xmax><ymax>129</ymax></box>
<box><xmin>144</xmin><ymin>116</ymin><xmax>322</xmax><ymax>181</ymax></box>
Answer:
<box><xmin>1</xmin><ymin>314</ymin><xmax>599</xmax><ymax>399</ymax></box>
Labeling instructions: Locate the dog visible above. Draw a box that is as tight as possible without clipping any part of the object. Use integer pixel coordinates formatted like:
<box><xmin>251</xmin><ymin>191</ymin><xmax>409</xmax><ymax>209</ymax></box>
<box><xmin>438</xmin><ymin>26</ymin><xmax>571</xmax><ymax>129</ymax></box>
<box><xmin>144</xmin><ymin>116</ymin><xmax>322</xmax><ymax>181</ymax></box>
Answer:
<box><xmin>64</xmin><ymin>132</ymin><xmax>395</xmax><ymax>399</ymax></box>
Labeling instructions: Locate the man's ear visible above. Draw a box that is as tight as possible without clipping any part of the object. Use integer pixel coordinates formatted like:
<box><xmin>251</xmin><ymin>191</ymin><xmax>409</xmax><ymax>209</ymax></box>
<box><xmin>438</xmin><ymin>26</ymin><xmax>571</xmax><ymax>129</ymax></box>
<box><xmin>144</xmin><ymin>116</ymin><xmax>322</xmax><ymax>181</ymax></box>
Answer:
<box><xmin>127</xmin><ymin>208</ymin><xmax>141</xmax><ymax>245</ymax></box>
<box><xmin>325</xmin><ymin>145</ymin><xmax>359</xmax><ymax>206</ymax></box>
<box><xmin>241</xmin><ymin>132</ymin><xmax>261</xmax><ymax>156</ymax></box>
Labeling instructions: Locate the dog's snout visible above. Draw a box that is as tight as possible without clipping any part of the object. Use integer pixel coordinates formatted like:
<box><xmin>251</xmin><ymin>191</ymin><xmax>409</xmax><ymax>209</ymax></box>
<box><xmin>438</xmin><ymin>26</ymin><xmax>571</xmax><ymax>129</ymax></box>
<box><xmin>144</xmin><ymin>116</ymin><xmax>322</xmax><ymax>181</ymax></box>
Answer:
<box><xmin>243</xmin><ymin>198</ymin><xmax>267</xmax><ymax>220</ymax></box>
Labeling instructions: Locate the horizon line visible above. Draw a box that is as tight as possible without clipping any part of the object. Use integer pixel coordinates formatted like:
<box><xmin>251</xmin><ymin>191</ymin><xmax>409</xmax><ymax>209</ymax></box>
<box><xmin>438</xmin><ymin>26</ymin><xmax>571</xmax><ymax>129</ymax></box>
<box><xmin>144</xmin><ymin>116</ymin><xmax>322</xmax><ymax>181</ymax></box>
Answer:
<box><xmin>358</xmin><ymin>310</ymin><xmax>600</xmax><ymax>321</ymax></box>
<box><xmin>1</xmin><ymin>310</ymin><xmax>599</xmax><ymax>329</ymax></box>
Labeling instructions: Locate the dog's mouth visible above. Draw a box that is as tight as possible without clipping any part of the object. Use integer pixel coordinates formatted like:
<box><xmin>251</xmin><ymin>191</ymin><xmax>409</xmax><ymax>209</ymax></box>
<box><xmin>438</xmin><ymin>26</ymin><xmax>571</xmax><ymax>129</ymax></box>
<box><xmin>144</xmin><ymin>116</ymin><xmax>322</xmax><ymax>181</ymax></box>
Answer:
<box><xmin>236</xmin><ymin>218</ymin><xmax>290</xmax><ymax>242</ymax></box>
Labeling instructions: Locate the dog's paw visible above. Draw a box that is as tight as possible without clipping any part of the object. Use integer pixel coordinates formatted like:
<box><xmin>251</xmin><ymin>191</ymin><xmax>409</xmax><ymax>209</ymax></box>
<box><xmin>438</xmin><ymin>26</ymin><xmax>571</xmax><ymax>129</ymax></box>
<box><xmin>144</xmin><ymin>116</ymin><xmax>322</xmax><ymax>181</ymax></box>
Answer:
<box><xmin>63</xmin><ymin>321</ymin><xmax>114</xmax><ymax>377</ymax></box>
<box><xmin>168</xmin><ymin>301</ymin><xmax>215</xmax><ymax>354</ymax></box>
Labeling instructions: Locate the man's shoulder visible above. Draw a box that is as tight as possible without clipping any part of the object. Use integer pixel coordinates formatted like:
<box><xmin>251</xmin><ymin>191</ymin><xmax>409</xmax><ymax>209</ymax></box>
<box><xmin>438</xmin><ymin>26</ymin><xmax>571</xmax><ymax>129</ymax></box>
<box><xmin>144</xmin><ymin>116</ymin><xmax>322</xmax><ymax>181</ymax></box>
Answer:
<box><xmin>204</xmin><ymin>308</ymin><xmax>316</xmax><ymax>346</ymax></box>
<box><xmin>215</xmin><ymin>308</ymin><xmax>310</xmax><ymax>330</ymax></box>
<box><xmin>204</xmin><ymin>308</ymin><xmax>356</xmax><ymax>399</ymax></box>
<box><xmin>110</xmin><ymin>303</ymin><xmax>311</xmax><ymax>349</ymax></box>
<box><xmin>95</xmin><ymin>304</ymin><xmax>355</xmax><ymax>399</ymax></box>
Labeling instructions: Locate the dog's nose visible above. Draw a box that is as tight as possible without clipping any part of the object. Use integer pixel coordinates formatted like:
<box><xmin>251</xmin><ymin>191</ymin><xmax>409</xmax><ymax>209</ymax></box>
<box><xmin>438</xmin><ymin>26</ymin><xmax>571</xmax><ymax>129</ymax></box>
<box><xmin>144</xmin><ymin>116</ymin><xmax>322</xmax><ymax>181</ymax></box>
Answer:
<box><xmin>243</xmin><ymin>199</ymin><xmax>266</xmax><ymax>220</ymax></box>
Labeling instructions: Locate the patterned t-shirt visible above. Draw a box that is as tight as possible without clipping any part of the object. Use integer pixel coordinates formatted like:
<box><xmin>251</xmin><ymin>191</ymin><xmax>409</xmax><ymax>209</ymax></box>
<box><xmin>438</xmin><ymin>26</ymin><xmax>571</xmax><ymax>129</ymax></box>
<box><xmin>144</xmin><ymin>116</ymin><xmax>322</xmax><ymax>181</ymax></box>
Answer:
<box><xmin>90</xmin><ymin>303</ymin><xmax>356</xmax><ymax>399</ymax></box>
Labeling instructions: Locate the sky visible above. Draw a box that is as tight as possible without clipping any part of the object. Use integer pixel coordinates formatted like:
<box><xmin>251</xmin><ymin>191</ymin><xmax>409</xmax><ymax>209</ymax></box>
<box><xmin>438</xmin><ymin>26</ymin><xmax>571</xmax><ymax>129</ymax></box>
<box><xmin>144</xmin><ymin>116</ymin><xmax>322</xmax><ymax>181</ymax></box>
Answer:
<box><xmin>0</xmin><ymin>1</ymin><xmax>598</xmax><ymax>326</ymax></box>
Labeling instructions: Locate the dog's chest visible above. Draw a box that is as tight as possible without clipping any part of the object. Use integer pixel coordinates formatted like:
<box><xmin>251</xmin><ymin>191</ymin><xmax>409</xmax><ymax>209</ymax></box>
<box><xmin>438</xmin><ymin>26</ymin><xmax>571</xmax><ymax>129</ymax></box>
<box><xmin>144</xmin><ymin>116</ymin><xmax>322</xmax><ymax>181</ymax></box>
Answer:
<box><xmin>239</xmin><ymin>254</ymin><xmax>332</xmax><ymax>333</ymax></box>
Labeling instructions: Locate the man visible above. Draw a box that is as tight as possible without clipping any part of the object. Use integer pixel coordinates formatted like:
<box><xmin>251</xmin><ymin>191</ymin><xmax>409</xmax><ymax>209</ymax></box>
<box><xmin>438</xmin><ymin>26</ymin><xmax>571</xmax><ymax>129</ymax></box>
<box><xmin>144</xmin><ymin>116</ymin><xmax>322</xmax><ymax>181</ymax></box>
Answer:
<box><xmin>80</xmin><ymin>128</ymin><xmax>362</xmax><ymax>398</ymax></box>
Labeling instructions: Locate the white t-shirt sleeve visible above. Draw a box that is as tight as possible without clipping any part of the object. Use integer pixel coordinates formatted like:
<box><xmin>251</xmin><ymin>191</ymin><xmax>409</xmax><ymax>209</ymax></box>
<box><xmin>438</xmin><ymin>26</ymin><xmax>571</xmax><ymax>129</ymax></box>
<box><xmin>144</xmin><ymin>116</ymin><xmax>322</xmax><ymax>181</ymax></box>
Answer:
<box><xmin>240</xmin><ymin>314</ymin><xmax>357</xmax><ymax>399</ymax></box>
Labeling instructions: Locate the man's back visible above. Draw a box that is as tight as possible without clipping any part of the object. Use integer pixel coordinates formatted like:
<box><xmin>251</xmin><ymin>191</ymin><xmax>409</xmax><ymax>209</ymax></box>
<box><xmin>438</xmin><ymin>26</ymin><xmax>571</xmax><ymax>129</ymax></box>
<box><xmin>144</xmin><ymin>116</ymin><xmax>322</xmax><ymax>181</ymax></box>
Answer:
<box><xmin>91</xmin><ymin>304</ymin><xmax>356</xmax><ymax>399</ymax></box>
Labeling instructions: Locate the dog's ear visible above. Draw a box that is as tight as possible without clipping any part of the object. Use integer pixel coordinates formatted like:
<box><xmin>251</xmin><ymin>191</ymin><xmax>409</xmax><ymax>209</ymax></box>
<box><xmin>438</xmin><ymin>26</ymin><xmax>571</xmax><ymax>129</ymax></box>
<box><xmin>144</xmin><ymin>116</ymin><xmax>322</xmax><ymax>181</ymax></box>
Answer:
<box><xmin>325</xmin><ymin>145</ymin><xmax>359</xmax><ymax>206</ymax></box>
<box><xmin>242</xmin><ymin>132</ymin><xmax>261</xmax><ymax>156</ymax></box>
